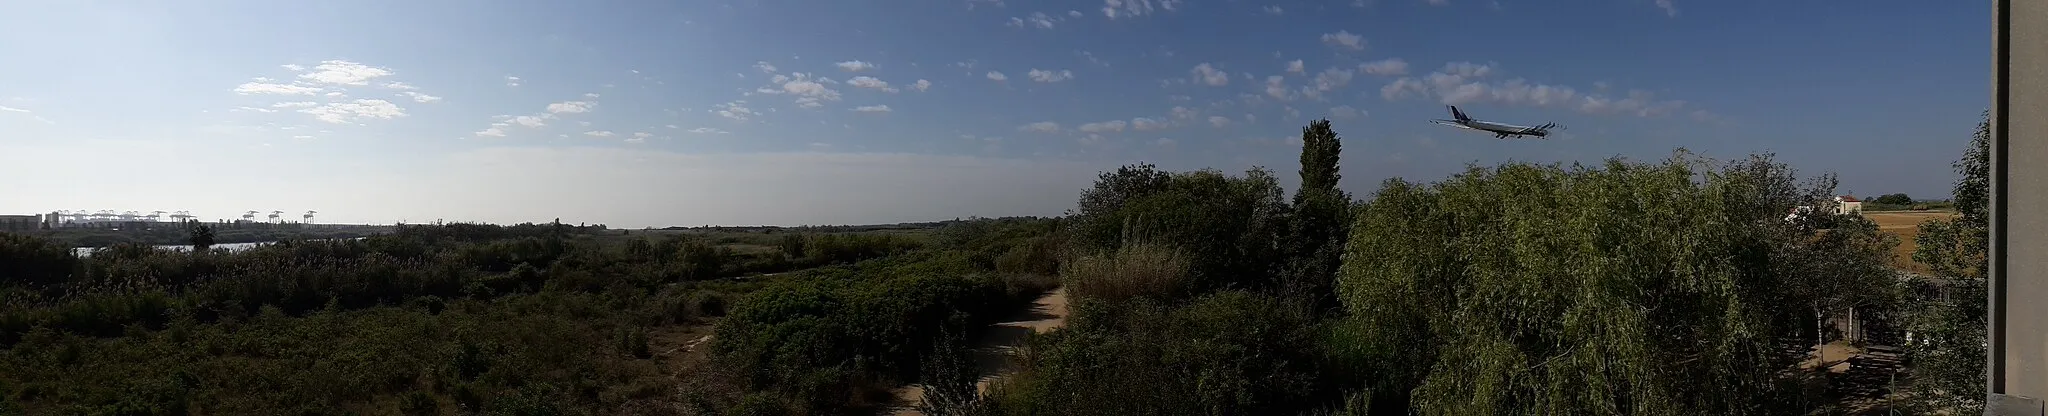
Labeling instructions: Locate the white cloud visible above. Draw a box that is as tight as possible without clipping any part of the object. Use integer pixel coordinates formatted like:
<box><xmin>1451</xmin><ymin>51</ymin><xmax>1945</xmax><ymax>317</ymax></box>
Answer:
<box><xmin>1299</xmin><ymin>67</ymin><xmax>1356</xmax><ymax>100</ymax></box>
<box><xmin>1154</xmin><ymin>137</ymin><xmax>1177</xmax><ymax>146</ymax></box>
<box><xmin>835</xmin><ymin>60</ymin><xmax>878</xmax><ymax>72</ymax></box>
<box><xmin>1018</xmin><ymin>121</ymin><xmax>1061</xmax><ymax>133</ymax></box>
<box><xmin>1027</xmin><ymin>69</ymin><xmax>1075</xmax><ymax>83</ymax></box>
<box><xmin>848</xmin><ymin>76</ymin><xmax>899</xmax><ymax>92</ymax></box>
<box><xmin>401</xmin><ymin>91</ymin><xmax>443</xmax><ymax>103</ymax></box>
<box><xmin>298</xmin><ymin>99</ymin><xmax>407</xmax><ymax>124</ymax></box>
<box><xmin>510</xmin><ymin>115</ymin><xmax>549</xmax><ymax>128</ymax></box>
<box><xmin>1321</xmin><ymin>30</ymin><xmax>1366</xmax><ymax>51</ymax></box>
<box><xmin>297</xmin><ymin>60</ymin><xmax>395</xmax><ymax>86</ymax></box>
<box><xmin>1008</xmin><ymin>12</ymin><xmax>1062</xmax><ymax>29</ymax></box>
<box><xmin>505</xmin><ymin>76</ymin><xmax>522</xmax><ymax>87</ymax></box>
<box><xmin>583</xmin><ymin>93</ymin><xmax>601</xmax><ymax>99</ymax></box>
<box><xmin>1077</xmin><ymin>120</ymin><xmax>1128</xmax><ymax>133</ymax></box>
<box><xmin>1656</xmin><ymin>0</ymin><xmax>1678</xmax><ymax>16</ymax></box>
<box><xmin>1286</xmin><ymin>60</ymin><xmax>1305</xmax><ymax>74</ymax></box>
<box><xmin>632</xmin><ymin>132</ymin><xmax>654</xmax><ymax>140</ymax></box>
<box><xmin>987</xmin><ymin>71</ymin><xmax>1009</xmax><ymax>81</ymax></box>
<box><xmin>584</xmin><ymin>130</ymin><xmax>615</xmax><ymax>137</ymax></box>
<box><xmin>1191</xmin><ymin>63</ymin><xmax>1229</xmax><ymax>86</ymax></box>
<box><xmin>231</xmin><ymin>106</ymin><xmax>277</xmax><ymax>113</ymax></box>
<box><xmin>280</xmin><ymin>64</ymin><xmax>305</xmax><ymax>72</ymax></box>
<box><xmin>852</xmin><ymin>105</ymin><xmax>893</xmax><ymax>113</ymax></box>
<box><xmin>913</xmin><ymin>79</ymin><xmax>933</xmax><ymax>92</ymax></box>
<box><xmin>1208</xmin><ymin>115</ymin><xmax>1231</xmax><ymax>127</ymax></box>
<box><xmin>1441</xmin><ymin>61</ymin><xmax>1495</xmax><ymax>78</ymax></box>
<box><xmin>688</xmin><ymin>127</ymin><xmax>731</xmax><ymax>134</ymax></box>
<box><xmin>473</xmin><ymin>125</ymin><xmax>509</xmax><ymax>138</ymax></box>
<box><xmin>1264</xmin><ymin>5</ymin><xmax>1285</xmax><ymax>14</ymax></box>
<box><xmin>1330</xmin><ymin>105</ymin><xmax>1362</xmax><ymax>119</ymax></box>
<box><xmin>1102</xmin><ymin>0</ymin><xmax>1183</xmax><ymax>18</ymax></box>
<box><xmin>1265</xmin><ymin>76</ymin><xmax>1294</xmax><ymax>101</ymax></box>
<box><xmin>547</xmin><ymin>101</ymin><xmax>596</xmax><ymax>114</ymax></box>
<box><xmin>271</xmin><ymin>101</ymin><xmax>319</xmax><ymax>108</ymax></box>
<box><xmin>754</xmin><ymin>61</ymin><xmax>779</xmax><ymax>73</ymax></box>
<box><xmin>383</xmin><ymin>82</ymin><xmax>418</xmax><ymax>91</ymax></box>
<box><xmin>777</xmin><ymin>72</ymin><xmax>844</xmax><ymax>105</ymax></box>
<box><xmin>1361</xmin><ymin>58</ymin><xmax>1410</xmax><ymax>76</ymax></box>
<box><xmin>1378</xmin><ymin>62</ymin><xmax>1698</xmax><ymax>118</ymax></box>
<box><xmin>235</xmin><ymin>82</ymin><xmax>323</xmax><ymax>96</ymax></box>
<box><xmin>1130</xmin><ymin>117</ymin><xmax>1166</xmax><ymax>131</ymax></box>
<box><xmin>1170</xmin><ymin>106</ymin><xmax>1198</xmax><ymax>120</ymax></box>
<box><xmin>714</xmin><ymin>101</ymin><xmax>757</xmax><ymax>122</ymax></box>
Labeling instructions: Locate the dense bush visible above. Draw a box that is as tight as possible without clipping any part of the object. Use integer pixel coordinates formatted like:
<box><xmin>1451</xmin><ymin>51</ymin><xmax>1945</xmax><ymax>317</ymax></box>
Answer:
<box><xmin>707</xmin><ymin>250</ymin><xmax>1053</xmax><ymax>414</ymax></box>
<box><xmin>989</xmin><ymin>290</ymin><xmax>1334</xmax><ymax>416</ymax></box>
<box><xmin>1336</xmin><ymin>152</ymin><xmax>1898</xmax><ymax>415</ymax></box>
<box><xmin>0</xmin><ymin>221</ymin><xmax>898</xmax><ymax>414</ymax></box>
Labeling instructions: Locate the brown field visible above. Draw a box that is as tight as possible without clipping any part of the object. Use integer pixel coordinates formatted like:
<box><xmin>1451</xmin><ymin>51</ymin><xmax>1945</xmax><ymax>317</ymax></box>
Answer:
<box><xmin>1865</xmin><ymin>211</ymin><xmax>1959</xmax><ymax>274</ymax></box>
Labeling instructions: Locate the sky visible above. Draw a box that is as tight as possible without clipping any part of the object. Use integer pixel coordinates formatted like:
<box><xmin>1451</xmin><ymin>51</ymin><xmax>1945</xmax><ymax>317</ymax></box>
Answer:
<box><xmin>0</xmin><ymin>0</ymin><xmax>1990</xmax><ymax>228</ymax></box>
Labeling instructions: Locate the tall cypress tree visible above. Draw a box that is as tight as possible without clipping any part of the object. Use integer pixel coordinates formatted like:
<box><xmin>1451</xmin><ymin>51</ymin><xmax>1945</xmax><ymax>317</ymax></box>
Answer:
<box><xmin>1283</xmin><ymin>119</ymin><xmax>1353</xmax><ymax>311</ymax></box>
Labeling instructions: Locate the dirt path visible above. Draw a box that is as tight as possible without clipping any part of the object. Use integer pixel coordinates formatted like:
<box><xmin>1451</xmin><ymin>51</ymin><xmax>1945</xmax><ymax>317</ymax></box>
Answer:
<box><xmin>889</xmin><ymin>287</ymin><xmax>1069</xmax><ymax>415</ymax></box>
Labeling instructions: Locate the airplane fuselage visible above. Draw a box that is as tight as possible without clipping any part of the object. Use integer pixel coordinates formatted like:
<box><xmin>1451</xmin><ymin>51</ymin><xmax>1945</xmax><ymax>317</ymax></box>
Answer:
<box><xmin>1428</xmin><ymin>105</ymin><xmax>1559</xmax><ymax>139</ymax></box>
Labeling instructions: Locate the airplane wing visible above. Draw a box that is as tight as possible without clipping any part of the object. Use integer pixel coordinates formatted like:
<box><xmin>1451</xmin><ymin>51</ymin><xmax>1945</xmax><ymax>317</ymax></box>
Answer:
<box><xmin>1429</xmin><ymin>120</ymin><xmax>1477</xmax><ymax>129</ymax></box>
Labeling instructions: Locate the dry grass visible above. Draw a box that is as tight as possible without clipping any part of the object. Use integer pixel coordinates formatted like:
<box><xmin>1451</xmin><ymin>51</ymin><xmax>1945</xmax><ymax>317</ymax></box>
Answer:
<box><xmin>1864</xmin><ymin>211</ymin><xmax>1959</xmax><ymax>274</ymax></box>
<box><xmin>1060</xmin><ymin>242</ymin><xmax>1189</xmax><ymax>302</ymax></box>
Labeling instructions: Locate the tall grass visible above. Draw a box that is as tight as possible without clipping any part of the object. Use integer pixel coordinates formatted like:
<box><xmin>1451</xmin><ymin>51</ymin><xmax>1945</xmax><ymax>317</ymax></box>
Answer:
<box><xmin>1059</xmin><ymin>241</ymin><xmax>1189</xmax><ymax>302</ymax></box>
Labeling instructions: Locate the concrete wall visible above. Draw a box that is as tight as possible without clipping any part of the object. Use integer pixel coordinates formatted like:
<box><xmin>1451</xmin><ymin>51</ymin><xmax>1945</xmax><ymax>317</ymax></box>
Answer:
<box><xmin>1990</xmin><ymin>0</ymin><xmax>2048</xmax><ymax>413</ymax></box>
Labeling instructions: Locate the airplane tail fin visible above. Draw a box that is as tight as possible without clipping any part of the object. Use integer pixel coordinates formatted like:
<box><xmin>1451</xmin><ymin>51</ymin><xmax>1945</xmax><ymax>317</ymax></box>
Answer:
<box><xmin>1447</xmin><ymin>105</ymin><xmax>1472</xmax><ymax>122</ymax></box>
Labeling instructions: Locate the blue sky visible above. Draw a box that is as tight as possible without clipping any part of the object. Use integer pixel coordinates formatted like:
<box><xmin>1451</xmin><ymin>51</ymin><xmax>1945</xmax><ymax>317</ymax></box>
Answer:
<box><xmin>0</xmin><ymin>0</ymin><xmax>1989</xmax><ymax>227</ymax></box>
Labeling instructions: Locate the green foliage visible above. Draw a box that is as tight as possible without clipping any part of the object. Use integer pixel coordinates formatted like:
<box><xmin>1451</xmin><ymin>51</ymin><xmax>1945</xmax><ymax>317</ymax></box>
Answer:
<box><xmin>1282</xmin><ymin>119</ymin><xmax>1355</xmax><ymax>312</ymax></box>
<box><xmin>0</xmin><ymin>232</ymin><xmax>78</xmax><ymax>287</ymax></box>
<box><xmin>1067</xmin><ymin>166</ymin><xmax>1288</xmax><ymax>293</ymax></box>
<box><xmin>1337</xmin><ymin>152</ymin><xmax>1895</xmax><ymax>415</ymax></box>
<box><xmin>187</xmin><ymin>226</ymin><xmax>215</xmax><ymax>253</ymax></box>
<box><xmin>0</xmin><ymin>222</ymin><xmax>811</xmax><ymax>414</ymax></box>
<box><xmin>1872</xmin><ymin>193</ymin><xmax>1914</xmax><ymax>205</ymax></box>
<box><xmin>704</xmin><ymin>218</ymin><xmax>1060</xmax><ymax>414</ymax></box>
<box><xmin>1897</xmin><ymin>112</ymin><xmax>1992</xmax><ymax>414</ymax></box>
<box><xmin>990</xmin><ymin>291</ymin><xmax>1332</xmax><ymax>416</ymax></box>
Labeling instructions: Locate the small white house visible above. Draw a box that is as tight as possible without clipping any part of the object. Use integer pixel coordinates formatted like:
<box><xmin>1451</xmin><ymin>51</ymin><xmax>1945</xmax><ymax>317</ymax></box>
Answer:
<box><xmin>1834</xmin><ymin>195</ymin><xmax>1864</xmax><ymax>215</ymax></box>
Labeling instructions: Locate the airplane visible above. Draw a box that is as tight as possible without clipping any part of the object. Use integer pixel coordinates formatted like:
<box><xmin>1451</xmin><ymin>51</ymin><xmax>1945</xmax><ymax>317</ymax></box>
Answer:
<box><xmin>1428</xmin><ymin>105</ymin><xmax>1564</xmax><ymax>139</ymax></box>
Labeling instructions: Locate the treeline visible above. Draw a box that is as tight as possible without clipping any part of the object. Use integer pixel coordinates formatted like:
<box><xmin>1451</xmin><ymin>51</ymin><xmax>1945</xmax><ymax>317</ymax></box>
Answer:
<box><xmin>0</xmin><ymin>215</ymin><xmax>1032</xmax><ymax>414</ymax></box>
<box><xmin>34</xmin><ymin>226</ymin><xmax>382</xmax><ymax>249</ymax></box>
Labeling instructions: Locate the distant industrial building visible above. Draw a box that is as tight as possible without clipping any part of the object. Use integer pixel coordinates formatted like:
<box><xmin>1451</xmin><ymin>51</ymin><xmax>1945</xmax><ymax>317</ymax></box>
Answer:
<box><xmin>0</xmin><ymin>214</ymin><xmax>41</xmax><ymax>232</ymax></box>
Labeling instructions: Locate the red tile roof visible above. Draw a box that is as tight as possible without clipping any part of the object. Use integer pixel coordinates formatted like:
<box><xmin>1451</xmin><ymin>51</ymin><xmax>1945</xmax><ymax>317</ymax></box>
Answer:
<box><xmin>1837</xmin><ymin>195</ymin><xmax>1861</xmax><ymax>202</ymax></box>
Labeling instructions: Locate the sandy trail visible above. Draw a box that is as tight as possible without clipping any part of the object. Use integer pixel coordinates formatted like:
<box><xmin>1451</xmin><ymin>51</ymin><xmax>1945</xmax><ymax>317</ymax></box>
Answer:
<box><xmin>890</xmin><ymin>287</ymin><xmax>1069</xmax><ymax>415</ymax></box>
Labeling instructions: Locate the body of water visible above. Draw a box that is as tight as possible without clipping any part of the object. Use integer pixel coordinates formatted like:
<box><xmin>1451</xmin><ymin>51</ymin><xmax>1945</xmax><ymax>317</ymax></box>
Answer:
<box><xmin>71</xmin><ymin>238</ymin><xmax>363</xmax><ymax>258</ymax></box>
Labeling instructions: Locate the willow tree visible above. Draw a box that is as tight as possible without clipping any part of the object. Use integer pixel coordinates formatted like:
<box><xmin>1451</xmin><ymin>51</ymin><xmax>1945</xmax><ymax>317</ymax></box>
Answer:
<box><xmin>1337</xmin><ymin>151</ymin><xmax>1898</xmax><ymax>415</ymax></box>
<box><xmin>1899</xmin><ymin>112</ymin><xmax>1991</xmax><ymax>413</ymax></box>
